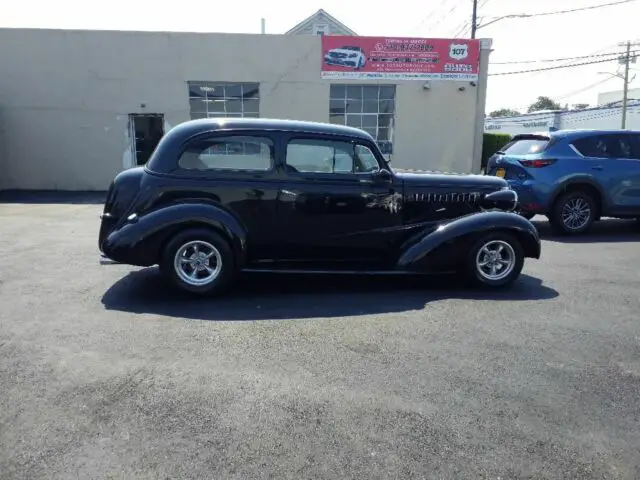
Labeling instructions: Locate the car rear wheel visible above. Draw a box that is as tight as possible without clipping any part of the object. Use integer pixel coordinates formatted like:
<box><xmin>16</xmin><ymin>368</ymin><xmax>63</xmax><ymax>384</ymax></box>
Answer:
<box><xmin>465</xmin><ymin>232</ymin><xmax>524</xmax><ymax>288</ymax></box>
<box><xmin>160</xmin><ymin>228</ymin><xmax>236</xmax><ymax>295</ymax></box>
<box><xmin>549</xmin><ymin>191</ymin><xmax>596</xmax><ymax>235</ymax></box>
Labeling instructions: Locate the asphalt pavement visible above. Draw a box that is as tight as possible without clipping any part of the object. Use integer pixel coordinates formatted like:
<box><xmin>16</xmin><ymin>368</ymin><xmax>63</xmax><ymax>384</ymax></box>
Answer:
<box><xmin>1</xmin><ymin>195</ymin><xmax>639</xmax><ymax>479</ymax></box>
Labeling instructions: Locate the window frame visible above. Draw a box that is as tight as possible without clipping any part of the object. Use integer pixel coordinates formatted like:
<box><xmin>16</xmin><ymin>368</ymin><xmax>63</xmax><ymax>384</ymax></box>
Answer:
<box><xmin>282</xmin><ymin>134</ymin><xmax>386</xmax><ymax>180</ymax></box>
<box><xmin>328</xmin><ymin>84</ymin><xmax>396</xmax><ymax>156</ymax></box>
<box><xmin>171</xmin><ymin>130</ymin><xmax>277</xmax><ymax>178</ymax></box>
<box><xmin>313</xmin><ymin>23</ymin><xmax>329</xmax><ymax>35</ymax></box>
<box><xmin>187</xmin><ymin>81</ymin><xmax>260</xmax><ymax>120</ymax></box>
<box><xmin>571</xmin><ymin>133</ymin><xmax>637</xmax><ymax>160</ymax></box>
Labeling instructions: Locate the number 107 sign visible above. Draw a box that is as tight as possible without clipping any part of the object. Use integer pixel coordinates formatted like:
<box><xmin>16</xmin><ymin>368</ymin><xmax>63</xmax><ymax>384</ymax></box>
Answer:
<box><xmin>321</xmin><ymin>36</ymin><xmax>481</xmax><ymax>81</ymax></box>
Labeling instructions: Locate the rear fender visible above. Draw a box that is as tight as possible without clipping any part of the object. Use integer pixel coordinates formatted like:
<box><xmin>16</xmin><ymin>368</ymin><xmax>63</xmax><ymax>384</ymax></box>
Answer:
<box><xmin>101</xmin><ymin>203</ymin><xmax>248</xmax><ymax>267</ymax></box>
<box><xmin>396</xmin><ymin>211</ymin><xmax>541</xmax><ymax>272</ymax></box>
<box><xmin>547</xmin><ymin>176</ymin><xmax>608</xmax><ymax>210</ymax></box>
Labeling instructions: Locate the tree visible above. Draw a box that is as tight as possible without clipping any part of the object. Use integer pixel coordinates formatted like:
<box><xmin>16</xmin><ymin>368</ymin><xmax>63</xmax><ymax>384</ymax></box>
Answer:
<box><xmin>488</xmin><ymin>108</ymin><xmax>521</xmax><ymax>118</ymax></box>
<box><xmin>527</xmin><ymin>96</ymin><xmax>562</xmax><ymax>113</ymax></box>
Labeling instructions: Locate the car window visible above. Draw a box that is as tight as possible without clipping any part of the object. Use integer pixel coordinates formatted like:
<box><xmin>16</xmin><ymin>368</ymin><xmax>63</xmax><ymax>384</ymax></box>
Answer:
<box><xmin>286</xmin><ymin>139</ymin><xmax>356</xmax><ymax>174</ymax></box>
<box><xmin>178</xmin><ymin>135</ymin><xmax>273</xmax><ymax>171</ymax></box>
<box><xmin>354</xmin><ymin>144</ymin><xmax>381</xmax><ymax>172</ymax></box>
<box><xmin>572</xmin><ymin>134</ymin><xmax>634</xmax><ymax>159</ymax></box>
<box><xmin>500</xmin><ymin>138</ymin><xmax>549</xmax><ymax>155</ymax></box>
<box><xmin>627</xmin><ymin>134</ymin><xmax>640</xmax><ymax>160</ymax></box>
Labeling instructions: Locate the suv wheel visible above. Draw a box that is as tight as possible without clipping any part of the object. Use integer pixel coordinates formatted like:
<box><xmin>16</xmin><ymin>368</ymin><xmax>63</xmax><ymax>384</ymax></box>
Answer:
<box><xmin>550</xmin><ymin>191</ymin><xmax>596</xmax><ymax>235</ymax></box>
<box><xmin>465</xmin><ymin>232</ymin><xmax>524</xmax><ymax>288</ymax></box>
<box><xmin>160</xmin><ymin>228</ymin><xmax>236</xmax><ymax>295</ymax></box>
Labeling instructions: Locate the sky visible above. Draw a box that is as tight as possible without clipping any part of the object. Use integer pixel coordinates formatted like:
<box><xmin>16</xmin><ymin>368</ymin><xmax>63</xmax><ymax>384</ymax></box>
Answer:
<box><xmin>3</xmin><ymin>0</ymin><xmax>639</xmax><ymax>114</ymax></box>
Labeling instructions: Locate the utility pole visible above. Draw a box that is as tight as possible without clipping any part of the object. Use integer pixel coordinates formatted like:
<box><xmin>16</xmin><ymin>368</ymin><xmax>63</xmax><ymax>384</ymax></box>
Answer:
<box><xmin>602</xmin><ymin>41</ymin><xmax>639</xmax><ymax>128</ymax></box>
<box><xmin>621</xmin><ymin>41</ymin><xmax>632</xmax><ymax>129</ymax></box>
<box><xmin>471</xmin><ymin>0</ymin><xmax>478</xmax><ymax>38</ymax></box>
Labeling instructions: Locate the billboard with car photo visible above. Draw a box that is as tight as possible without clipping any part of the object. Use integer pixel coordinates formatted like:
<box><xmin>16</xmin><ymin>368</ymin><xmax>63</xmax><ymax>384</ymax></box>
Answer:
<box><xmin>321</xmin><ymin>36</ymin><xmax>480</xmax><ymax>81</ymax></box>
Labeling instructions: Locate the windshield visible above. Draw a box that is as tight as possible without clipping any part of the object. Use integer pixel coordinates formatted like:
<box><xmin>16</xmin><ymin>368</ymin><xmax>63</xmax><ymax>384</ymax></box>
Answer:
<box><xmin>500</xmin><ymin>137</ymin><xmax>550</xmax><ymax>155</ymax></box>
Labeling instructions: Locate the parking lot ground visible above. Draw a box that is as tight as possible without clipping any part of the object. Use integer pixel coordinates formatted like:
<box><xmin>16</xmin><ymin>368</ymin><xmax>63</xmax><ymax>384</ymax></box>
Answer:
<box><xmin>1</xmin><ymin>195</ymin><xmax>640</xmax><ymax>479</ymax></box>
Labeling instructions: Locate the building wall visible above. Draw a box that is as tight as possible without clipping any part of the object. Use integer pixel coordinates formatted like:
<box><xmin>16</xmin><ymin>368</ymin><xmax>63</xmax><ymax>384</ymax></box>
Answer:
<box><xmin>484</xmin><ymin>103</ymin><xmax>640</xmax><ymax>136</ymax></box>
<box><xmin>484</xmin><ymin>111</ymin><xmax>560</xmax><ymax>135</ymax></box>
<box><xmin>597</xmin><ymin>87</ymin><xmax>640</xmax><ymax>105</ymax></box>
<box><xmin>285</xmin><ymin>11</ymin><xmax>354</xmax><ymax>36</ymax></box>
<box><xmin>0</xmin><ymin>28</ymin><xmax>490</xmax><ymax>191</ymax></box>
<box><xmin>560</xmin><ymin>103</ymin><xmax>640</xmax><ymax>130</ymax></box>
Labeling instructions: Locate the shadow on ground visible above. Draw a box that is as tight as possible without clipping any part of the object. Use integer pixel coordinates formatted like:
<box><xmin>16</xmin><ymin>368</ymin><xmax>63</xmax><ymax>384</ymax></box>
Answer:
<box><xmin>0</xmin><ymin>190</ymin><xmax>106</xmax><ymax>204</ymax></box>
<box><xmin>101</xmin><ymin>269</ymin><xmax>559</xmax><ymax>321</ymax></box>
<box><xmin>532</xmin><ymin>216</ymin><xmax>640</xmax><ymax>244</ymax></box>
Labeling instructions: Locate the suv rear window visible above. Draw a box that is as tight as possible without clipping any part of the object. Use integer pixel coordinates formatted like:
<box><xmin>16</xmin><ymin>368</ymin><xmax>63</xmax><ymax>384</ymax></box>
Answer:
<box><xmin>500</xmin><ymin>137</ymin><xmax>550</xmax><ymax>155</ymax></box>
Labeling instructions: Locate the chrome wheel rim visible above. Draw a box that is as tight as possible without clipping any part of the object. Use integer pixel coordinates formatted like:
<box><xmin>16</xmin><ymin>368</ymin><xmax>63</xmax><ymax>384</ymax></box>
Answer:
<box><xmin>173</xmin><ymin>240</ymin><xmax>222</xmax><ymax>286</ymax></box>
<box><xmin>561</xmin><ymin>197</ymin><xmax>591</xmax><ymax>230</ymax></box>
<box><xmin>475</xmin><ymin>240</ymin><xmax>516</xmax><ymax>281</ymax></box>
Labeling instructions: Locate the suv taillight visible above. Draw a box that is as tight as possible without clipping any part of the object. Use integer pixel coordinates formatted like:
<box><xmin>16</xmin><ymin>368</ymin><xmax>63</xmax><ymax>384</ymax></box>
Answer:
<box><xmin>518</xmin><ymin>159</ymin><xmax>557</xmax><ymax>168</ymax></box>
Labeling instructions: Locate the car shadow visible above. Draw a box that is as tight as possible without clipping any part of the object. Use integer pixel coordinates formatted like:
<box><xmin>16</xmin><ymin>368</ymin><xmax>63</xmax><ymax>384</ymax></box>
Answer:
<box><xmin>0</xmin><ymin>190</ymin><xmax>107</xmax><ymax>205</ymax></box>
<box><xmin>532</xmin><ymin>216</ymin><xmax>640</xmax><ymax>244</ymax></box>
<box><xmin>101</xmin><ymin>269</ymin><xmax>559</xmax><ymax>321</ymax></box>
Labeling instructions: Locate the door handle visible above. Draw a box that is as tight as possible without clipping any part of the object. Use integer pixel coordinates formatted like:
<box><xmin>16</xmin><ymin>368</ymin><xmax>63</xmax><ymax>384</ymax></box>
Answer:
<box><xmin>592</xmin><ymin>165</ymin><xmax>603</xmax><ymax>171</ymax></box>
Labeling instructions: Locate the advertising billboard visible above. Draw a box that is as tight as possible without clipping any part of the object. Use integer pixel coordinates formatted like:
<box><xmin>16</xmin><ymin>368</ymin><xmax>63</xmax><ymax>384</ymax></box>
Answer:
<box><xmin>321</xmin><ymin>36</ymin><xmax>480</xmax><ymax>81</ymax></box>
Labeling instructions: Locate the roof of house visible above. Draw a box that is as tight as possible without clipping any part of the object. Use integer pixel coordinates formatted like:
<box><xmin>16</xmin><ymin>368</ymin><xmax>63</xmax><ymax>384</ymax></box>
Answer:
<box><xmin>285</xmin><ymin>9</ymin><xmax>358</xmax><ymax>36</ymax></box>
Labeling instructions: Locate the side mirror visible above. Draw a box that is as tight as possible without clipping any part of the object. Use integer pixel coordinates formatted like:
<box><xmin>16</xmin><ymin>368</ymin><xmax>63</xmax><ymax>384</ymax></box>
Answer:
<box><xmin>373</xmin><ymin>168</ymin><xmax>393</xmax><ymax>182</ymax></box>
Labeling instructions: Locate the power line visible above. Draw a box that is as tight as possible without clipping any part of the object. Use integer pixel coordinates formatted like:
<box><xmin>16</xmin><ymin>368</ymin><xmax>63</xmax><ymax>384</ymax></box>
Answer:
<box><xmin>453</xmin><ymin>21</ymin><xmax>471</xmax><ymax>38</ymax></box>
<box><xmin>478</xmin><ymin>0</ymin><xmax>637</xmax><ymax>29</ymax></box>
<box><xmin>410</xmin><ymin>0</ymin><xmax>457</xmax><ymax>34</ymax></box>
<box><xmin>526</xmin><ymin>43</ymin><xmax>628</xmax><ymax>78</ymax></box>
<box><xmin>554</xmin><ymin>77</ymin><xmax>616</xmax><ymax>101</ymax></box>
<box><xmin>490</xmin><ymin>50</ymin><xmax>636</xmax><ymax>65</ymax></box>
<box><xmin>430</xmin><ymin>0</ymin><xmax>465</xmax><ymax>33</ymax></box>
<box><xmin>489</xmin><ymin>53</ymin><xmax>640</xmax><ymax>76</ymax></box>
<box><xmin>488</xmin><ymin>78</ymin><xmax>616</xmax><ymax>113</ymax></box>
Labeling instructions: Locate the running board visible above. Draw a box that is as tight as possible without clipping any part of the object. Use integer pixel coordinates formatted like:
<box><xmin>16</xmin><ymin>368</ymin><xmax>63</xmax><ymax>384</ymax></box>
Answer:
<box><xmin>241</xmin><ymin>268</ymin><xmax>454</xmax><ymax>275</ymax></box>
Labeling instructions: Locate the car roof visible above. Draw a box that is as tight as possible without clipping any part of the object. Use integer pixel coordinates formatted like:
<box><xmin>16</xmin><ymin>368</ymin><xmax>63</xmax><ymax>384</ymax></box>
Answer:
<box><xmin>511</xmin><ymin>129</ymin><xmax>640</xmax><ymax>142</ymax></box>
<box><xmin>165</xmin><ymin>117</ymin><xmax>374</xmax><ymax>142</ymax></box>
<box><xmin>146</xmin><ymin>118</ymin><xmax>377</xmax><ymax>173</ymax></box>
<box><xmin>548</xmin><ymin>128</ymin><xmax>640</xmax><ymax>139</ymax></box>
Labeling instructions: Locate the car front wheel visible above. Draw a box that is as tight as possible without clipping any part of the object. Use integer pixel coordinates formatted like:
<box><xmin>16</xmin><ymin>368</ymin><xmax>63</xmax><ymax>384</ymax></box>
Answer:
<box><xmin>160</xmin><ymin>228</ymin><xmax>236</xmax><ymax>295</ymax></box>
<box><xmin>549</xmin><ymin>191</ymin><xmax>596</xmax><ymax>235</ymax></box>
<box><xmin>466</xmin><ymin>232</ymin><xmax>524</xmax><ymax>288</ymax></box>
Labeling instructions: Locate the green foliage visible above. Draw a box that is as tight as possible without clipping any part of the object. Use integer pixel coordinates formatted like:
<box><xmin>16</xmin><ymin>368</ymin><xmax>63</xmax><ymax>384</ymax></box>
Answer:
<box><xmin>527</xmin><ymin>96</ymin><xmax>562</xmax><ymax>113</ymax></box>
<box><xmin>481</xmin><ymin>133</ymin><xmax>512</xmax><ymax>170</ymax></box>
<box><xmin>488</xmin><ymin>108</ymin><xmax>521</xmax><ymax>118</ymax></box>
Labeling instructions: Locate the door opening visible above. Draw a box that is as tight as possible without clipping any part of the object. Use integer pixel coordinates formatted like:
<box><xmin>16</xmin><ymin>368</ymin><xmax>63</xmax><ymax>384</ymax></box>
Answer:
<box><xmin>129</xmin><ymin>114</ymin><xmax>164</xmax><ymax>166</ymax></box>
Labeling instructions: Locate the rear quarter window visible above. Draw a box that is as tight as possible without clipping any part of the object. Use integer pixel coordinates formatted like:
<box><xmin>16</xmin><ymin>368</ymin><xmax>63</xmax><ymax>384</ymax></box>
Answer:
<box><xmin>178</xmin><ymin>135</ymin><xmax>274</xmax><ymax>172</ymax></box>
<box><xmin>501</xmin><ymin>138</ymin><xmax>550</xmax><ymax>155</ymax></box>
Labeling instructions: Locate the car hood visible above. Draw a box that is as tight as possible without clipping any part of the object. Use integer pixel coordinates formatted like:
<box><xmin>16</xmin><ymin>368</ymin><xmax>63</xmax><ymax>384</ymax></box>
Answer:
<box><xmin>395</xmin><ymin>171</ymin><xmax>508</xmax><ymax>190</ymax></box>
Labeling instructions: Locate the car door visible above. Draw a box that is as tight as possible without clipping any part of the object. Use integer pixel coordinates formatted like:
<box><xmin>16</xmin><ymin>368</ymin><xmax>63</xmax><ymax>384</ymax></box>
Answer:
<box><xmin>622</xmin><ymin>132</ymin><xmax>640</xmax><ymax>213</ymax></box>
<box><xmin>275</xmin><ymin>133</ymin><xmax>401</xmax><ymax>268</ymax></box>
<box><xmin>174</xmin><ymin>130</ymin><xmax>282</xmax><ymax>261</ymax></box>
<box><xmin>573</xmin><ymin>133</ymin><xmax>640</xmax><ymax>213</ymax></box>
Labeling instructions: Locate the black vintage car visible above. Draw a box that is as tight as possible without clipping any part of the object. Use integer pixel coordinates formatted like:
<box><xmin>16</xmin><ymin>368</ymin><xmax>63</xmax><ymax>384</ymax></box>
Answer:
<box><xmin>98</xmin><ymin>118</ymin><xmax>540</xmax><ymax>295</ymax></box>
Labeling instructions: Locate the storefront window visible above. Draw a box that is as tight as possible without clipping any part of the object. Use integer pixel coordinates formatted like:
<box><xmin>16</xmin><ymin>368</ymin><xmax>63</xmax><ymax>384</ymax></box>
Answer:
<box><xmin>187</xmin><ymin>82</ymin><xmax>260</xmax><ymax>119</ymax></box>
<box><xmin>329</xmin><ymin>84</ymin><xmax>396</xmax><ymax>155</ymax></box>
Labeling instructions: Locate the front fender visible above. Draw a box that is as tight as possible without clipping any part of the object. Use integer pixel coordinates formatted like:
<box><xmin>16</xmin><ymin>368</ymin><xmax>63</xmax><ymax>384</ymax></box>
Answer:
<box><xmin>396</xmin><ymin>211</ymin><xmax>541</xmax><ymax>272</ymax></box>
<box><xmin>101</xmin><ymin>203</ymin><xmax>248</xmax><ymax>267</ymax></box>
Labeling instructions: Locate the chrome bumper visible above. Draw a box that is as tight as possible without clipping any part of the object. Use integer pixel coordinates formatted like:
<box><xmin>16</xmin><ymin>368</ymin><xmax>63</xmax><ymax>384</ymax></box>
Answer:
<box><xmin>99</xmin><ymin>254</ymin><xmax>120</xmax><ymax>265</ymax></box>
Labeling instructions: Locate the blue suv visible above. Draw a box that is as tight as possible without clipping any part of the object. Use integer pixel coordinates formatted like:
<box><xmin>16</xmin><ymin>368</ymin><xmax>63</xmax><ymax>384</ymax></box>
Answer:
<box><xmin>486</xmin><ymin>129</ymin><xmax>640</xmax><ymax>234</ymax></box>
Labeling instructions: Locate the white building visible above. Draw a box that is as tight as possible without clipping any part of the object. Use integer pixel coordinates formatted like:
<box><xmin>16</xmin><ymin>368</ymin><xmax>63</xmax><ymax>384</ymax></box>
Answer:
<box><xmin>598</xmin><ymin>87</ymin><xmax>640</xmax><ymax>106</ymax></box>
<box><xmin>484</xmin><ymin>101</ymin><xmax>640</xmax><ymax>135</ymax></box>
<box><xmin>0</xmin><ymin>10</ymin><xmax>492</xmax><ymax>191</ymax></box>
